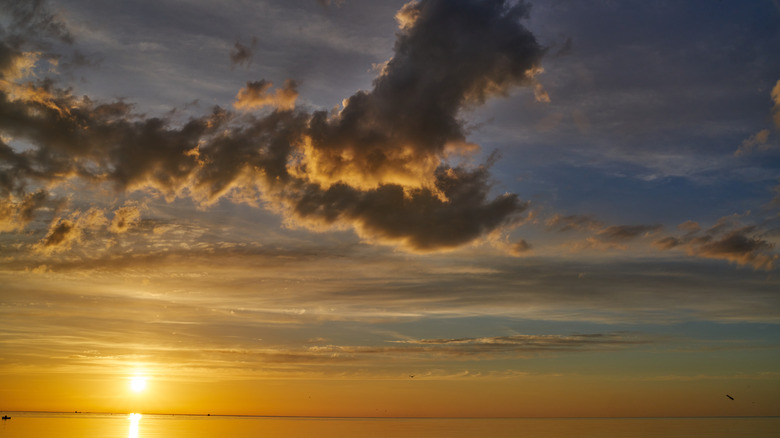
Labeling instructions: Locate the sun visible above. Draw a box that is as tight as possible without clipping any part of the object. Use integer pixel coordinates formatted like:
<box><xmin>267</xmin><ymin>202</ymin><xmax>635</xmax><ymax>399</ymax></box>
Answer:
<box><xmin>130</xmin><ymin>376</ymin><xmax>147</xmax><ymax>393</ymax></box>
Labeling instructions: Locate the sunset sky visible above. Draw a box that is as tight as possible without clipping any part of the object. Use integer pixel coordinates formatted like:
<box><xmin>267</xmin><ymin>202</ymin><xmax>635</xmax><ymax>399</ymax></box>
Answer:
<box><xmin>1</xmin><ymin>0</ymin><xmax>779</xmax><ymax>418</ymax></box>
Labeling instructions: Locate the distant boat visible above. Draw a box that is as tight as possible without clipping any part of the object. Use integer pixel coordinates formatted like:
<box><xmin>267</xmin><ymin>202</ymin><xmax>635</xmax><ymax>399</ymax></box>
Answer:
<box><xmin>1</xmin><ymin>415</ymin><xmax>10</xmax><ymax>420</ymax></box>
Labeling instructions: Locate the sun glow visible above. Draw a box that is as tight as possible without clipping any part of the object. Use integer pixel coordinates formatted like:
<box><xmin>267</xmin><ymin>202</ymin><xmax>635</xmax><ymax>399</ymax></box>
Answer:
<box><xmin>130</xmin><ymin>376</ymin><xmax>147</xmax><ymax>393</ymax></box>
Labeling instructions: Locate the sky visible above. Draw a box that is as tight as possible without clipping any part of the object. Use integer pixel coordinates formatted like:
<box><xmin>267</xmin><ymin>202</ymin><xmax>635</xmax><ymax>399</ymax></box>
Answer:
<box><xmin>0</xmin><ymin>0</ymin><xmax>779</xmax><ymax>418</ymax></box>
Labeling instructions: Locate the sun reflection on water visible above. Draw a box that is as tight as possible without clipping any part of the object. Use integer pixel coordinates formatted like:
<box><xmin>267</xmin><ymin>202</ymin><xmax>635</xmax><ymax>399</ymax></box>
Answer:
<box><xmin>128</xmin><ymin>413</ymin><xmax>142</xmax><ymax>438</ymax></box>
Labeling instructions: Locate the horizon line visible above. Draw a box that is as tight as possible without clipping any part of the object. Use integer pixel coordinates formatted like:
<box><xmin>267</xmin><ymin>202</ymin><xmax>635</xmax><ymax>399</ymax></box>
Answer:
<box><xmin>2</xmin><ymin>410</ymin><xmax>778</xmax><ymax>420</ymax></box>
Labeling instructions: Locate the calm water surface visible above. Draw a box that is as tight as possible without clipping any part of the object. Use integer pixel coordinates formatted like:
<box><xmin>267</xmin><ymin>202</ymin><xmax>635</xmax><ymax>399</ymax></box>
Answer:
<box><xmin>0</xmin><ymin>412</ymin><xmax>777</xmax><ymax>437</ymax></box>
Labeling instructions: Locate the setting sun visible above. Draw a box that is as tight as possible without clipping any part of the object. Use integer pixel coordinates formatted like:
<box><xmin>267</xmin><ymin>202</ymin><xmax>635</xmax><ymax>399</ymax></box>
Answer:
<box><xmin>130</xmin><ymin>377</ymin><xmax>147</xmax><ymax>393</ymax></box>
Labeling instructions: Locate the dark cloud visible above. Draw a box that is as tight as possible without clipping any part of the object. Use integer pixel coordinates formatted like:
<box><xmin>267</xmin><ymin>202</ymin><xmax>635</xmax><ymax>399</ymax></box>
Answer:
<box><xmin>652</xmin><ymin>236</ymin><xmax>680</xmax><ymax>250</ymax></box>
<box><xmin>0</xmin><ymin>0</ymin><xmax>73</xmax><ymax>46</ymax></box>
<box><xmin>545</xmin><ymin>214</ymin><xmax>603</xmax><ymax>232</ymax></box>
<box><xmin>597</xmin><ymin>224</ymin><xmax>663</xmax><ymax>242</ymax></box>
<box><xmin>229</xmin><ymin>38</ymin><xmax>256</xmax><ymax>69</ymax></box>
<box><xmin>545</xmin><ymin>213</ymin><xmax>664</xmax><ymax>251</ymax></box>
<box><xmin>317</xmin><ymin>0</ymin><xmax>346</xmax><ymax>7</ymax></box>
<box><xmin>0</xmin><ymin>0</ymin><xmax>544</xmax><ymax>253</ymax></box>
<box><xmin>34</xmin><ymin>217</ymin><xmax>79</xmax><ymax>254</ymax></box>
<box><xmin>286</xmin><ymin>165</ymin><xmax>527</xmax><ymax>251</ymax></box>
<box><xmin>654</xmin><ymin>217</ymin><xmax>778</xmax><ymax>270</ymax></box>
<box><xmin>304</xmin><ymin>0</ymin><xmax>544</xmax><ymax>191</ymax></box>
<box><xmin>695</xmin><ymin>228</ymin><xmax>777</xmax><ymax>270</ymax></box>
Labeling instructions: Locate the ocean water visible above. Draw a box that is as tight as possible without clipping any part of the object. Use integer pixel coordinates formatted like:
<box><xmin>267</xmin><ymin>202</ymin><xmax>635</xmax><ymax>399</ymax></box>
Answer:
<box><xmin>0</xmin><ymin>412</ymin><xmax>777</xmax><ymax>438</ymax></box>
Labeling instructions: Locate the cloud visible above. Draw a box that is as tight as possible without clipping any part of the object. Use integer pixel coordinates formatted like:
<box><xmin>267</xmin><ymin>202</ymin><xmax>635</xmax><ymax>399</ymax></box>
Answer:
<box><xmin>546</xmin><ymin>214</ymin><xmax>603</xmax><ymax>232</ymax></box>
<box><xmin>229</xmin><ymin>38</ymin><xmax>256</xmax><ymax>69</ymax></box>
<box><xmin>317</xmin><ymin>0</ymin><xmax>345</xmax><ymax>7</ymax></box>
<box><xmin>0</xmin><ymin>190</ymin><xmax>47</xmax><ymax>232</ymax></box>
<box><xmin>28</xmin><ymin>203</ymin><xmax>142</xmax><ymax>254</ymax></box>
<box><xmin>509</xmin><ymin>239</ymin><xmax>532</xmax><ymax>255</ymax></box>
<box><xmin>233</xmin><ymin>79</ymin><xmax>299</xmax><ymax>111</ymax></box>
<box><xmin>734</xmin><ymin>78</ymin><xmax>780</xmax><ymax>156</ymax></box>
<box><xmin>677</xmin><ymin>220</ymin><xmax>701</xmax><ymax>234</ymax></box>
<box><xmin>303</xmin><ymin>0</ymin><xmax>543</xmax><ymax>191</ymax></box>
<box><xmin>390</xmin><ymin>333</ymin><xmax>649</xmax><ymax>352</ymax></box>
<box><xmin>265</xmin><ymin>333</ymin><xmax>651</xmax><ymax>362</ymax></box>
<box><xmin>80</xmin><ymin>207</ymin><xmax>109</xmax><ymax>229</ymax></box>
<box><xmin>0</xmin><ymin>0</ymin><xmax>73</xmax><ymax>45</ymax></box>
<box><xmin>596</xmin><ymin>224</ymin><xmax>663</xmax><ymax>242</ymax></box>
<box><xmin>653</xmin><ymin>217</ymin><xmax>778</xmax><ymax>270</ymax></box>
<box><xmin>773</xmin><ymin>78</ymin><xmax>780</xmax><ymax>128</ymax></box>
<box><xmin>283</xmin><ymin>165</ymin><xmax>528</xmax><ymax>251</ymax></box>
<box><xmin>34</xmin><ymin>217</ymin><xmax>81</xmax><ymax>254</ymax></box>
<box><xmin>546</xmin><ymin>213</ymin><xmax>663</xmax><ymax>252</ymax></box>
<box><xmin>0</xmin><ymin>0</ymin><xmax>545</xmax><ymax>253</ymax></box>
<box><xmin>694</xmin><ymin>228</ymin><xmax>776</xmax><ymax>270</ymax></box>
<box><xmin>734</xmin><ymin>129</ymin><xmax>771</xmax><ymax>156</ymax></box>
<box><xmin>109</xmin><ymin>204</ymin><xmax>141</xmax><ymax>233</ymax></box>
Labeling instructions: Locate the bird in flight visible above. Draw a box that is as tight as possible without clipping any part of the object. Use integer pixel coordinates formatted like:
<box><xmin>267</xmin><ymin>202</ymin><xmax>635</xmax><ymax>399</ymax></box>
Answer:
<box><xmin>726</xmin><ymin>394</ymin><xmax>734</xmax><ymax>400</ymax></box>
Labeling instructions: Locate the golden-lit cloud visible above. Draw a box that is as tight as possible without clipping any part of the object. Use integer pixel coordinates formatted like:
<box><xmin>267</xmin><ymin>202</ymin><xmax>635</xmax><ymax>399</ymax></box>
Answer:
<box><xmin>0</xmin><ymin>49</ymin><xmax>40</xmax><ymax>83</ymax></box>
<box><xmin>0</xmin><ymin>190</ymin><xmax>47</xmax><ymax>232</ymax></box>
<box><xmin>34</xmin><ymin>217</ymin><xmax>81</xmax><ymax>255</ymax></box>
<box><xmin>508</xmin><ymin>239</ymin><xmax>532</xmax><ymax>256</ymax></box>
<box><xmin>734</xmin><ymin>78</ymin><xmax>780</xmax><ymax>156</ymax></box>
<box><xmin>109</xmin><ymin>204</ymin><xmax>141</xmax><ymax>234</ymax></box>
<box><xmin>233</xmin><ymin>79</ymin><xmax>298</xmax><ymax>111</ymax></box>
<box><xmin>395</xmin><ymin>1</ymin><xmax>422</xmax><ymax>30</ymax></box>
<box><xmin>734</xmin><ymin>129</ymin><xmax>771</xmax><ymax>156</ymax></box>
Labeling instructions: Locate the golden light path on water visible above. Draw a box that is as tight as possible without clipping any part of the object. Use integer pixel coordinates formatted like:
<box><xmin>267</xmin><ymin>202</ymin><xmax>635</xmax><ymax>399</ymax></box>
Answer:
<box><xmin>128</xmin><ymin>413</ymin><xmax>141</xmax><ymax>438</ymax></box>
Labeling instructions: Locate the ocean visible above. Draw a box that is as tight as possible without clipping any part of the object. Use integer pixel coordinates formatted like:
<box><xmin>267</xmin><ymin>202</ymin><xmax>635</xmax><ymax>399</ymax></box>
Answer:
<box><xmin>0</xmin><ymin>412</ymin><xmax>777</xmax><ymax>437</ymax></box>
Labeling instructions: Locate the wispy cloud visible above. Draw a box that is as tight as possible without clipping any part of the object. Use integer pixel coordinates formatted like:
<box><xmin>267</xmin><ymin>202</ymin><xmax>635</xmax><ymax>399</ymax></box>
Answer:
<box><xmin>735</xmin><ymin>129</ymin><xmax>771</xmax><ymax>156</ymax></box>
<box><xmin>653</xmin><ymin>215</ymin><xmax>778</xmax><ymax>270</ymax></box>
<box><xmin>228</xmin><ymin>37</ymin><xmax>256</xmax><ymax>69</ymax></box>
